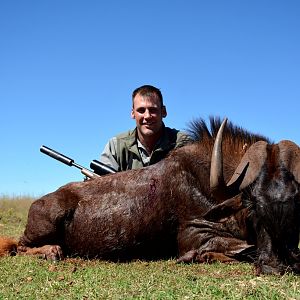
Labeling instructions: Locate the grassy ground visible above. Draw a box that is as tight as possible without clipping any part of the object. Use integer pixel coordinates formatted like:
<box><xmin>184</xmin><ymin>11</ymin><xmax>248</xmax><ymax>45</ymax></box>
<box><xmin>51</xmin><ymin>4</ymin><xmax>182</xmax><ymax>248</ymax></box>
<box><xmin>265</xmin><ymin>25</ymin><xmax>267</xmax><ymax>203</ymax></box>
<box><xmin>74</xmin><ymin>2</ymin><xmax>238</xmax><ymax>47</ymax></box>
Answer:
<box><xmin>0</xmin><ymin>196</ymin><xmax>33</xmax><ymax>238</ymax></box>
<box><xmin>0</xmin><ymin>196</ymin><xmax>299</xmax><ymax>299</ymax></box>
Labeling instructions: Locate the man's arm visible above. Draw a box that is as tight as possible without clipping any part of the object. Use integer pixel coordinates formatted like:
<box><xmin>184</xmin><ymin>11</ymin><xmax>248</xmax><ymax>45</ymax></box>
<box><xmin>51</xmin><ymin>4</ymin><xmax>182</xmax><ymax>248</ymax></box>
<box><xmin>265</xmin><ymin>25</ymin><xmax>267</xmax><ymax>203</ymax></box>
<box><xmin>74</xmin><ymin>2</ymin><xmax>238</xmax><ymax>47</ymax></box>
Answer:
<box><xmin>99</xmin><ymin>137</ymin><xmax>120</xmax><ymax>172</ymax></box>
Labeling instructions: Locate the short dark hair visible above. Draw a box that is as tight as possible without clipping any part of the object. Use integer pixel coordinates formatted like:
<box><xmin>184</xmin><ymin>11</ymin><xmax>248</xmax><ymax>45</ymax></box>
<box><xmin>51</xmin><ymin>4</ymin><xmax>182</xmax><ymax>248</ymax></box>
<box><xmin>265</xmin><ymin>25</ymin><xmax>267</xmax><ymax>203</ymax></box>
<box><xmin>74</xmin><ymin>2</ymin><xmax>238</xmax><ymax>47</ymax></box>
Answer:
<box><xmin>132</xmin><ymin>85</ymin><xmax>163</xmax><ymax>107</ymax></box>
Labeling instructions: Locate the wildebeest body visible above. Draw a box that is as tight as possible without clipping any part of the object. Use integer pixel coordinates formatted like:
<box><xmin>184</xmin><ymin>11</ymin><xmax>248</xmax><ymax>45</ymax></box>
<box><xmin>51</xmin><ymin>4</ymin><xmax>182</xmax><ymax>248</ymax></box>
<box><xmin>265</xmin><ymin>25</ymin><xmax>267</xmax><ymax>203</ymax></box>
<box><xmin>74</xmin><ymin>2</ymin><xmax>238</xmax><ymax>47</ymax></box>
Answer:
<box><xmin>20</xmin><ymin>152</ymin><xmax>207</xmax><ymax>259</ymax></box>
<box><xmin>10</xmin><ymin>117</ymin><xmax>300</xmax><ymax>275</ymax></box>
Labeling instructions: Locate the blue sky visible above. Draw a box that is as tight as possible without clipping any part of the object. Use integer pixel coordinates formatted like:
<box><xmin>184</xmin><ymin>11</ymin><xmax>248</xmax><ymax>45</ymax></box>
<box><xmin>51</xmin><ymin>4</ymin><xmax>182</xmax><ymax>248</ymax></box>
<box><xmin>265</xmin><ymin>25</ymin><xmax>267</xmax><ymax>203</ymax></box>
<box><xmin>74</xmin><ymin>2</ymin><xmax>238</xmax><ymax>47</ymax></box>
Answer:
<box><xmin>1</xmin><ymin>1</ymin><xmax>299</xmax><ymax>197</ymax></box>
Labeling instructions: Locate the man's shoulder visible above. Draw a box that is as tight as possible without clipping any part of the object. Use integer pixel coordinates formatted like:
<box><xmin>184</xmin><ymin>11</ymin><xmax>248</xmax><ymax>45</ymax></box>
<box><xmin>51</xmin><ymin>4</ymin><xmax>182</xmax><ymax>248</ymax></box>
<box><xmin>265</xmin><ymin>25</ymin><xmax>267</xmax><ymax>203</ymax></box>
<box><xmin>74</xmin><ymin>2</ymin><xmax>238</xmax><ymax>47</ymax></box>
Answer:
<box><xmin>164</xmin><ymin>126</ymin><xmax>190</xmax><ymax>140</ymax></box>
<box><xmin>115</xmin><ymin>129</ymin><xmax>136</xmax><ymax>140</ymax></box>
<box><xmin>163</xmin><ymin>126</ymin><xmax>192</xmax><ymax>148</ymax></box>
<box><xmin>108</xmin><ymin>129</ymin><xmax>137</xmax><ymax>150</ymax></box>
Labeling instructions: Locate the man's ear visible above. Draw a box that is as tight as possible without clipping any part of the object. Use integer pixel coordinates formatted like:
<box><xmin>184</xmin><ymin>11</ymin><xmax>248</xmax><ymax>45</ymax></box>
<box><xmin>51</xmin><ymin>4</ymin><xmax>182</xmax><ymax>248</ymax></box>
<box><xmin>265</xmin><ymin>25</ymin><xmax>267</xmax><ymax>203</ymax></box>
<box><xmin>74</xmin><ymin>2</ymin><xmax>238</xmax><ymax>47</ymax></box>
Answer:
<box><xmin>162</xmin><ymin>105</ymin><xmax>167</xmax><ymax>118</ymax></box>
<box><xmin>131</xmin><ymin>109</ymin><xmax>135</xmax><ymax>119</ymax></box>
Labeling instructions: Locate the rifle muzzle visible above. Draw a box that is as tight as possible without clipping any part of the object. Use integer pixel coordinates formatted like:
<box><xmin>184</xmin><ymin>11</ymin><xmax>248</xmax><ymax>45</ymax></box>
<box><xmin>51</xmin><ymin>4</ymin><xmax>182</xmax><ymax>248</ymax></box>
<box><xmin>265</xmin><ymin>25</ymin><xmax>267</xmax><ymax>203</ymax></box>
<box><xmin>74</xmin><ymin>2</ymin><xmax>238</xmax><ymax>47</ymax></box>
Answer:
<box><xmin>40</xmin><ymin>145</ymin><xmax>74</xmax><ymax>166</ymax></box>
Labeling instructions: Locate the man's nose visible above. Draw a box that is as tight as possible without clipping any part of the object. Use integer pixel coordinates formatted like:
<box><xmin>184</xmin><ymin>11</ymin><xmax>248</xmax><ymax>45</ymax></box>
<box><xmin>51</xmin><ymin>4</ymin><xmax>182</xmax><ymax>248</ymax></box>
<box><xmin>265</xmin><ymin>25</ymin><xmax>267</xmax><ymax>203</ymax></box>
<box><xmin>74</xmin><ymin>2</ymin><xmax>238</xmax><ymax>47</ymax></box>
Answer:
<box><xmin>144</xmin><ymin>109</ymin><xmax>151</xmax><ymax>118</ymax></box>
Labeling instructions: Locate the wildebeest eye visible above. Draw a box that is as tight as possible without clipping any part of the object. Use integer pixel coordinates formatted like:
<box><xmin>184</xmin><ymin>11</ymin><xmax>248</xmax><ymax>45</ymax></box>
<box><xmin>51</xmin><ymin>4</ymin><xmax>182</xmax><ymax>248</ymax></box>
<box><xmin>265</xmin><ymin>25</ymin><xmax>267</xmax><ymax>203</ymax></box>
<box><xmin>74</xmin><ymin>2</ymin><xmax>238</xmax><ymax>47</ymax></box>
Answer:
<box><xmin>241</xmin><ymin>190</ymin><xmax>255</xmax><ymax>210</ymax></box>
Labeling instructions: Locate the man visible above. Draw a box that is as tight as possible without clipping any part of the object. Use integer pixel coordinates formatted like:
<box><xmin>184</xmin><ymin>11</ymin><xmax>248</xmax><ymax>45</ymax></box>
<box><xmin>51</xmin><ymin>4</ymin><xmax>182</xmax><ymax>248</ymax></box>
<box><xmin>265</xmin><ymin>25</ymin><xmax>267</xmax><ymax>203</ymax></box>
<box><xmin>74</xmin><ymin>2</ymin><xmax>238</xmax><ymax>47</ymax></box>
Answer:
<box><xmin>99</xmin><ymin>85</ymin><xmax>191</xmax><ymax>172</ymax></box>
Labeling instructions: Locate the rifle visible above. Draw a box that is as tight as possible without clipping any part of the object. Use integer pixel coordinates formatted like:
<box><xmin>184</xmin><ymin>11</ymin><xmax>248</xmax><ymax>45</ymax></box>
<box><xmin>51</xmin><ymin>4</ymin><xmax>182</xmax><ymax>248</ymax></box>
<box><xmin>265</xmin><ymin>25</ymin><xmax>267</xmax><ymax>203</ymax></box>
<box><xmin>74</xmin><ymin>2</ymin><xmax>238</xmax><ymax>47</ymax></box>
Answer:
<box><xmin>40</xmin><ymin>145</ymin><xmax>116</xmax><ymax>179</ymax></box>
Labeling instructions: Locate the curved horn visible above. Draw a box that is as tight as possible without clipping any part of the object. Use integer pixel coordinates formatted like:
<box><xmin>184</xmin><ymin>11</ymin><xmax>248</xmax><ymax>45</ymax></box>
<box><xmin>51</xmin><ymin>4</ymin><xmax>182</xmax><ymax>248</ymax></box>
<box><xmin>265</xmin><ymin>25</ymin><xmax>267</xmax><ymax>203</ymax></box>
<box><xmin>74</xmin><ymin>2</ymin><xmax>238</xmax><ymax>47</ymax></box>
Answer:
<box><xmin>210</xmin><ymin>118</ymin><xmax>264</xmax><ymax>201</ymax></box>
<box><xmin>279</xmin><ymin>140</ymin><xmax>300</xmax><ymax>183</ymax></box>
<box><xmin>210</xmin><ymin>118</ymin><xmax>228</xmax><ymax>199</ymax></box>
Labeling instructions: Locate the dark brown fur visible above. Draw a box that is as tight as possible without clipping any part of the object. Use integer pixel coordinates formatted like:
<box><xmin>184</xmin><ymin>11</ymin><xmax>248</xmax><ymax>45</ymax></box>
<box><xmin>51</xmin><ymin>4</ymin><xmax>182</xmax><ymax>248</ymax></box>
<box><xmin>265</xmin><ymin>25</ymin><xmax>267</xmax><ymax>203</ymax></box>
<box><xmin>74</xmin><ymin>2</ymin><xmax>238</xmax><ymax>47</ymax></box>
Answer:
<box><xmin>10</xmin><ymin>117</ymin><xmax>263</xmax><ymax>261</ymax></box>
<box><xmin>5</xmin><ymin>117</ymin><xmax>296</xmax><ymax>275</ymax></box>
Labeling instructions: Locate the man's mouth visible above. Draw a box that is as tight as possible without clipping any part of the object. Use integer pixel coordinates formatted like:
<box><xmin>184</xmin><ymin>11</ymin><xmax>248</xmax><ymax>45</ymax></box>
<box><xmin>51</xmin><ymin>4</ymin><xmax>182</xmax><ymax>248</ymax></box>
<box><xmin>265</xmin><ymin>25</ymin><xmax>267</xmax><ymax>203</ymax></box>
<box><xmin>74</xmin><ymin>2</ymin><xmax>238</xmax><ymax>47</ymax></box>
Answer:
<box><xmin>143</xmin><ymin>123</ymin><xmax>154</xmax><ymax>127</ymax></box>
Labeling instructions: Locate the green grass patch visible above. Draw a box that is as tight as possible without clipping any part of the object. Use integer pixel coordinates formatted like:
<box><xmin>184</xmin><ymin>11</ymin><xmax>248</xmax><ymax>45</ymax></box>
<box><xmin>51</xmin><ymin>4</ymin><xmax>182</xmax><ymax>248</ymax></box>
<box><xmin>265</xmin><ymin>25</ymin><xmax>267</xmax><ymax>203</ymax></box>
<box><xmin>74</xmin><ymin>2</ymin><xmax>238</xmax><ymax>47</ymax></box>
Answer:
<box><xmin>0</xmin><ymin>197</ymin><xmax>299</xmax><ymax>299</ymax></box>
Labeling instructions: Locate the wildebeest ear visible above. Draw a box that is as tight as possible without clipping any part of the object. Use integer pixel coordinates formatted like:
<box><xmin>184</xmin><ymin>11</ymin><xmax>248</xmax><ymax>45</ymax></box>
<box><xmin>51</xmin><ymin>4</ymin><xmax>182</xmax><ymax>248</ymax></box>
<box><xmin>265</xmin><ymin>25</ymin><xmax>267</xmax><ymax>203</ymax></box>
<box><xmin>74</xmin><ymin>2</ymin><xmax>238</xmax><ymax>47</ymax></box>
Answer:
<box><xmin>203</xmin><ymin>195</ymin><xmax>243</xmax><ymax>222</ymax></box>
<box><xmin>227</xmin><ymin>141</ymin><xmax>268</xmax><ymax>190</ymax></box>
<box><xmin>279</xmin><ymin>140</ymin><xmax>300</xmax><ymax>183</ymax></box>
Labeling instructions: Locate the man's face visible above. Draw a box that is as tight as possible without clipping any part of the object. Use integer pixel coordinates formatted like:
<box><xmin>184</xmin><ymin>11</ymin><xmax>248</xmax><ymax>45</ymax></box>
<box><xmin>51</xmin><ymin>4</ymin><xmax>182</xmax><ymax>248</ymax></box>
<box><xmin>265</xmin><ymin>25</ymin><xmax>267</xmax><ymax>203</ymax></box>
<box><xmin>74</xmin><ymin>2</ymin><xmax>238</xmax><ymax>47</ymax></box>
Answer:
<box><xmin>131</xmin><ymin>93</ymin><xmax>167</xmax><ymax>138</ymax></box>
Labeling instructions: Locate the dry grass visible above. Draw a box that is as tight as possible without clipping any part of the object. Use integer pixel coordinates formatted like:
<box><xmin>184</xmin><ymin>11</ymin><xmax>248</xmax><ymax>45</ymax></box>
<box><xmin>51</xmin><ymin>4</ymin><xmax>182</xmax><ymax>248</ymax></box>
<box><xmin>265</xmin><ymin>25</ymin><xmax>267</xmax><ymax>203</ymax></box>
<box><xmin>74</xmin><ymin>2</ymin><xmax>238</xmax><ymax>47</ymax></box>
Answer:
<box><xmin>0</xmin><ymin>195</ymin><xmax>34</xmax><ymax>238</ymax></box>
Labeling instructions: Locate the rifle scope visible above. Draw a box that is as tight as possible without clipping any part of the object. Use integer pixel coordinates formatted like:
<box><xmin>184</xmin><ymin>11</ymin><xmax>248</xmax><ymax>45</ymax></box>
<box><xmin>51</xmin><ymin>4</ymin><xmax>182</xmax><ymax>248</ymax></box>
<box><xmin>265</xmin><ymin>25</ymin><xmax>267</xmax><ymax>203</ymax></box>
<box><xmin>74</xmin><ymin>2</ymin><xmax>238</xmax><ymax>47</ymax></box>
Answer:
<box><xmin>90</xmin><ymin>160</ymin><xmax>116</xmax><ymax>175</ymax></box>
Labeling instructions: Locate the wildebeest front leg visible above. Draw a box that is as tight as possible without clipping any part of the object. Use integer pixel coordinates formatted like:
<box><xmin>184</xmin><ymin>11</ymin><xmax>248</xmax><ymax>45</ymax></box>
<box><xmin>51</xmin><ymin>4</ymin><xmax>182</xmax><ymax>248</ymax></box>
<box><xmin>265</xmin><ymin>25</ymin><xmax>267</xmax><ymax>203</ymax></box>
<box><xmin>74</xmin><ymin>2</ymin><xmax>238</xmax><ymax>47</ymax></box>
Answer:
<box><xmin>177</xmin><ymin>249</ymin><xmax>238</xmax><ymax>264</ymax></box>
<box><xmin>17</xmin><ymin>245</ymin><xmax>64</xmax><ymax>261</ymax></box>
<box><xmin>177</xmin><ymin>218</ymin><xmax>253</xmax><ymax>264</ymax></box>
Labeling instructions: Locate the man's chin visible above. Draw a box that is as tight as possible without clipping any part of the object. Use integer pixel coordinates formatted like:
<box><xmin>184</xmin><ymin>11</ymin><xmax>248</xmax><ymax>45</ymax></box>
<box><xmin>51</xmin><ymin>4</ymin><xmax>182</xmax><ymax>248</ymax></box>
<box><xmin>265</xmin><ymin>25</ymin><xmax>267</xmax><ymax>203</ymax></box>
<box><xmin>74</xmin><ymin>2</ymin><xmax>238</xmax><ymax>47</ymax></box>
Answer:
<box><xmin>140</xmin><ymin>128</ymin><xmax>157</xmax><ymax>136</ymax></box>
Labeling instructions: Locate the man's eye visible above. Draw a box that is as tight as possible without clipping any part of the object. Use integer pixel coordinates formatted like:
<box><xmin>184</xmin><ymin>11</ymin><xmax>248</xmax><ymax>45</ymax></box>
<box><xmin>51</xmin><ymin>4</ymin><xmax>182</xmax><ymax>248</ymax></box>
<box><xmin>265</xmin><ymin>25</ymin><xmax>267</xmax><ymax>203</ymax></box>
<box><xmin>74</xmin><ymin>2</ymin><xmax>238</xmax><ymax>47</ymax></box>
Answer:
<box><xmin>149</xmin><ymin>108</ymin><xmax>158</xmax><ymax>114</ymax></box>
<box><xmin>136</xmin><ymin>108</ymin><xmax>158</xmax><ymax>114</ymax></box>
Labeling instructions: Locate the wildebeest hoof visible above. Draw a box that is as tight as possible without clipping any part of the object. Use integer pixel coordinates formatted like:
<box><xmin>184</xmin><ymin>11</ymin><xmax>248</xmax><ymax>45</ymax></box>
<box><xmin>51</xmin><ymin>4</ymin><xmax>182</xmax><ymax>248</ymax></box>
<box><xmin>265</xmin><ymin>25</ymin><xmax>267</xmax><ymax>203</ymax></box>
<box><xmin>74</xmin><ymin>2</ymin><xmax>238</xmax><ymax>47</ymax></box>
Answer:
<box><xmin>17</xmin><ymin>244</ymin><xmax>64</xmax><ymax>261</ymax></box>
<box><xmin>41</xmin><ymin>245</ymin><xmax>64</xmax><ymax>261</ymax></box>
<box><xmin>197</xmin><ymin>252</ymin><xmax>238</xmax><ymax>264</ymax></box>
<box><xmin>177</xmin><ymin>250</ymin><xmax>199</xmax><ymax>263</ymax></box>
<box><xmin>17</xmin><ymin>245</ymin><xmax>28</xmax><ymax>253</ymax></box>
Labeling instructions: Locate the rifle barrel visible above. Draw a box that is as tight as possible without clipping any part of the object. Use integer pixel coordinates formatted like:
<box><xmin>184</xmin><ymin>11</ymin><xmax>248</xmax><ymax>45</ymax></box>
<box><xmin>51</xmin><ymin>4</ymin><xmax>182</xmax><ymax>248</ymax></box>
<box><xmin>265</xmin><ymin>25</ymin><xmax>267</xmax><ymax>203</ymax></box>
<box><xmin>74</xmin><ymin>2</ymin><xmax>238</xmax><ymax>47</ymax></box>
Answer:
<box><xmin>40</xmin><ymin>145</ymin><xmax>103</xmax><ymax>178</ymax></box>
<box><xmin>40</xmin><ymin>145</ymin><xmax>74</xmax><ymax>166</ymax></box>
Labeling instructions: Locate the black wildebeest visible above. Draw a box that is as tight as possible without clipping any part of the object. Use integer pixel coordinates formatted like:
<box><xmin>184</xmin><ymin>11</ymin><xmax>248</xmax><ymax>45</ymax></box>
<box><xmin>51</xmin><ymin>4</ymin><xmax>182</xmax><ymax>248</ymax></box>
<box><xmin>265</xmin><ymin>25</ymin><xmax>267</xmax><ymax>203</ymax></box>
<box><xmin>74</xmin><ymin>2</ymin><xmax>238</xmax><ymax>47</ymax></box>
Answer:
<box><xmin>1</xmin><ymin>117</ymin><xmax>299</xmax><ymax>275</ymax></box>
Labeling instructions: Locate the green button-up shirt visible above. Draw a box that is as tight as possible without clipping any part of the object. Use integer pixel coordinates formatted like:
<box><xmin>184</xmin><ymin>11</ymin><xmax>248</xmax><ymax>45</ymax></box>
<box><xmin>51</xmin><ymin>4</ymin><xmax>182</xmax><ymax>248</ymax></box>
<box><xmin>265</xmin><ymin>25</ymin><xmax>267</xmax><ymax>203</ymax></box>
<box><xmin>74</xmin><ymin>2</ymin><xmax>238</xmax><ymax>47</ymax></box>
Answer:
<box><xmin>100</xmin><ymin>125</ymin><xmax>191</xmax><ymax>172</ymax></box>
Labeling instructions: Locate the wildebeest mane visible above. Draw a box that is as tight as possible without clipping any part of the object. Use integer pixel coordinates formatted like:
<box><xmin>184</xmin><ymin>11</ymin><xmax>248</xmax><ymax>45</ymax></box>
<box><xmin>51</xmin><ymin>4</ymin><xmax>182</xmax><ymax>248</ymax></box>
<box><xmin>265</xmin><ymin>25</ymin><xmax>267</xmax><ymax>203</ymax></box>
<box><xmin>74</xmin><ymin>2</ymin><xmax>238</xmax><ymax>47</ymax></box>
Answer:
<box><xmin>187</xmin><ymin>116</ymin><xmax>271</xmax><ymax>145</ymax></box>
<box><xmin>184</xmin><ymin>116</ymin><xmax>272</xmax><ymax>182</ymax></box>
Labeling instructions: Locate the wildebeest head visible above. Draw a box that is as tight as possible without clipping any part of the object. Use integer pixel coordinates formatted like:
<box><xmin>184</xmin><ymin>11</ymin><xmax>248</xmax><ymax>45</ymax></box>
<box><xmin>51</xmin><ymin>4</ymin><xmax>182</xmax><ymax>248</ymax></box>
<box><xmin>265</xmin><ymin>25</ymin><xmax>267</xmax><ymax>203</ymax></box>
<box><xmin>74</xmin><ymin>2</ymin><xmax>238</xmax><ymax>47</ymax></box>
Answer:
<box><xmin>211</xmin><ymin>119</ymin><xmax>300</xmax><ymax>275</ymax></box>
